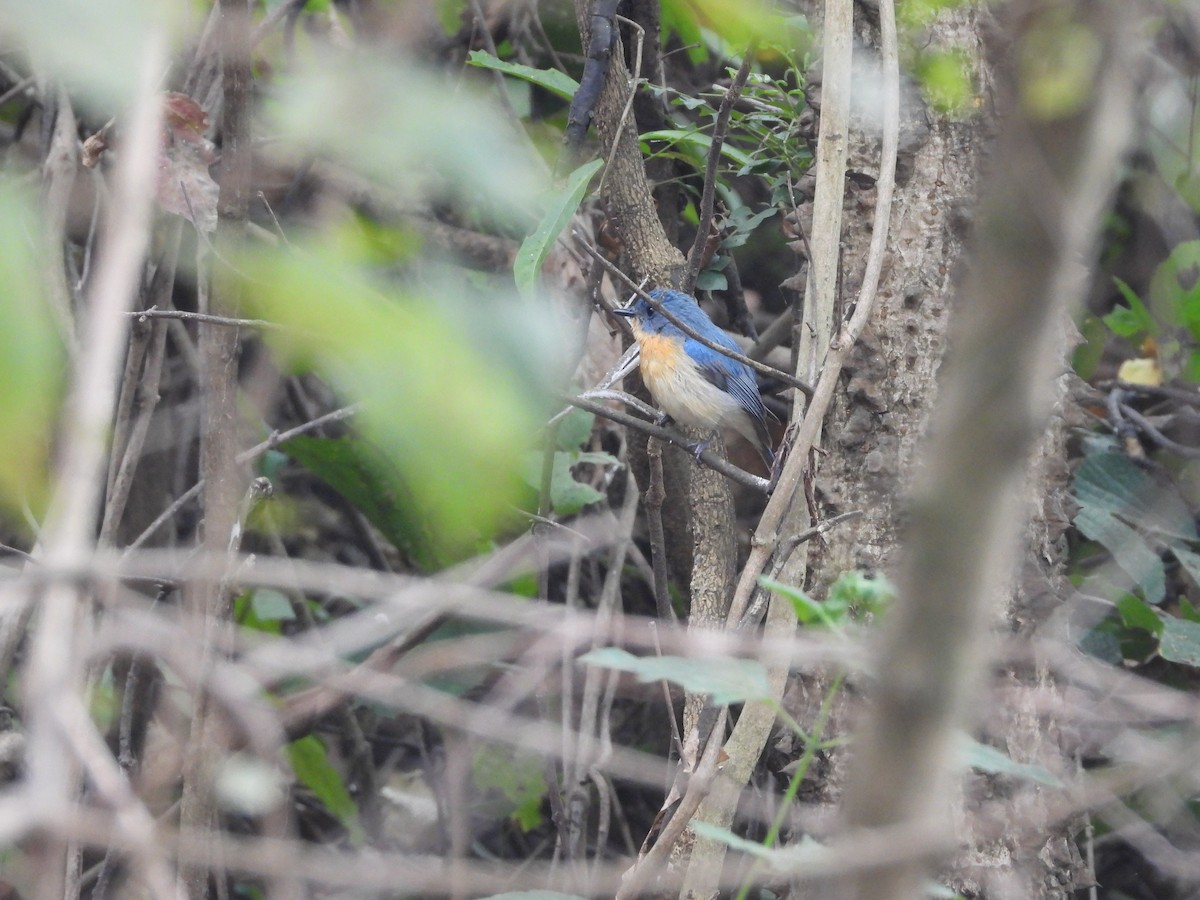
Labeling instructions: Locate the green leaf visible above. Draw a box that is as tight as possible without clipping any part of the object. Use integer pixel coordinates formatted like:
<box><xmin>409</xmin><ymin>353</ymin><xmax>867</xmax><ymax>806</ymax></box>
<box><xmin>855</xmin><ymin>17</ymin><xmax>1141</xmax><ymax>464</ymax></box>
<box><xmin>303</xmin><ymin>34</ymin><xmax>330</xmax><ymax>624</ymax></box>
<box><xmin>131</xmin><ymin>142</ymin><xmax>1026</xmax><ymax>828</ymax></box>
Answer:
<box><xmin>695</xmin><ymin>269</ymin><xmax>728</xmax><ymax>291</ymax></box>
<box><xmin>960</xmin><ymin>736</ymin><xmax>1063</xmax><ymax>787</ymax></box>
<box><xmin>514</xmin><ymin>158</ymin><xmax>604</xmax><ymax>299</ymax></box>
<box><xmin>1104</xmin><ymin>277</ymin><xmax>1155</xmax><ymax>337</ymax></box>
<box><xmin>760</xmin><ymin>577</ymin><xmax>841</xmax><ymax>629</ymax></box>
<box><xmin>827</xmin><ymin>570</ymin><xmax>895</xmax><ymax>616</ymax></box>
<box><xmin>466</xmin><ymin>50</ymin><xmax>580</xmax><ymax>100</ymax></box>
<box><xmin>250</xmin><ymin>588</ymin><xmax>296</xmax><ymax>623</ymax></box>
<box><xmin>690</xmin><ymin>821</ymin><xmax>780</xmax><ymax>860</ymax></box>
<box><xmin>1179</xmin><ymin>596</ymin><xmax>1200</xmax><ymax>624</ymax></box>
<box><xmin>659</xmin><ymin>0</ymin><xmax>788</xmax><ymax>54</ymax></box>
<box><xmin>1072</xmin><ymin>448</ymin><xmax>1197</xmax><ymax>604</ymax></box>
<box><xmin>1160</xmin><ymin>616</ymin><xmax>1200</xmax><ymax>667</ymax></box>
<box><xmin>641</xmin><ymin>129</ymin><xmax>754</xmax><ymax>168</ymax></box>
<box><xmin>554</xmin><ymin>408</ymin><xmax>595</xmax><ymax>451</ymax></box>
<box><xmin>1117</xmin><ymin>593</ymin><xmax>1163</xmax><ymax>637</ymax></box>
<box><xmin>268</xmin><ymin>54</ymin><xmax>540</xmax><ymax>221</ymax></box>
<box><xmin>578</xmin><ymin>647</ymin><xmax>770</xmax><ymax>704</ymax></box>
<box><xmin>282</xmin><ymin>434</ymin><xmax>447</xmax><ymax>569</ymax></box>
<box><xmin>1174</xmin><ymin>545</ymin><xmax>1200</xmax><ymax>590</ymax></box>
<box><xmin>519</xmin><ymin>450</ymin><xmax>608</xmax><ymax>516</ymax></box>
<box><xmin>241</xmin><ymin>240</ymin><xmax>556</xmax><ymax>565</ymax></box>
<box><xmin>1150</xmin><ymin>240</ymin><xmax>1200</xmax><ymax>333</ymax></box>
<box><xmin>472</xmin><ymin>745</ymin><xmax>547</xmax><ymax>832</ymax></box>
<box><xmin>1</xmin><ymin>0</ymin><xmax>184</xmax><ymax>111</ymax></box>
<box><xmin>288</xmin><ymin>736</ymin><xmax>364</xmax><ymax>843</ymax></box>
<box><xmin>914</xmin><ymin>48</ymin><xmax>975</xmax><ymax>113</ymax></box>
<box><xmin>0</xmin><ymin>185</ymin><xmax>63</xmax><ymax>515</ymax></box>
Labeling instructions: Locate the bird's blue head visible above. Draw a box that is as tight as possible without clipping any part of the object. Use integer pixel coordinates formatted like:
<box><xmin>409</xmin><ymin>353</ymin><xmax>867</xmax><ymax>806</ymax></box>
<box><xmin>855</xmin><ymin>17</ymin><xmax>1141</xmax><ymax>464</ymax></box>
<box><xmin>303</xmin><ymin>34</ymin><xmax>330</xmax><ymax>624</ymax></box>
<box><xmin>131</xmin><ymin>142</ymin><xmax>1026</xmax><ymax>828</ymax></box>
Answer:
<box><xmin>615</xmin><ymin>288</ymin><xmax>717</xmax><ymax>338</ymax></box>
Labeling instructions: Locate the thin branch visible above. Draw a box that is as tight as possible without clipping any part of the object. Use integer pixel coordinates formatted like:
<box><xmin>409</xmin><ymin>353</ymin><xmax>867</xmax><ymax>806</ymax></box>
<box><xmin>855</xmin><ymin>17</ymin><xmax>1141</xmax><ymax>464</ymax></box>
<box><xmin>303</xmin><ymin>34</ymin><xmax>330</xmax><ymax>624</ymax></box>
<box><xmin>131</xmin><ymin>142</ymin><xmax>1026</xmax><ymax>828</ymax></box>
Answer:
<box><xmin>21</xmin><ymin>32</ymin><xmax>168</xmax><ymax>900</ymax></box>
<box><xmin>566</xmin><ymin>393</ymin><xmax>770</xmax><ymax>493</ymax></box>
<box><xmin>683</xmin><ymin>44</ymin><xmax>757</xmax><ymax>293</ymax></box>
<box><xmin>125</xmin><ymin>306</ymin><xmax>281</xmax><ymax>329</ymax></box>
<box><xmin>123</xmin><ymin>403</ymin><xmax>360</xmax><ymax>554</ymax></box>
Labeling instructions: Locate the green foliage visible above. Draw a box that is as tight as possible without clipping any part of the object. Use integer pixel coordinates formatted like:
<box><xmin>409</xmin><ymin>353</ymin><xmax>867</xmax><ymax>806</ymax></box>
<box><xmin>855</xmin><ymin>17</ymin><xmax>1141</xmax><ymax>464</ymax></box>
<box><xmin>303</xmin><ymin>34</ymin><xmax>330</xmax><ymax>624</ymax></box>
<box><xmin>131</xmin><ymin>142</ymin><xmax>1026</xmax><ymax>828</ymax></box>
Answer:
<box><xmin>515</xmin><ymin>158</ymin><xmax>604</xmax><ymax>299</ymax></box>
<box><xmin>960</xmin><ymin>735</ymin><xmax>1062</xmax><ymax>787</ymax></box>
<box><xmin>471</xmin><ymin>744</ymin><xmax>547</xmax><ymax>832</ymax></box>
<box><xmin>915</xmin><ymin>49</ymin><xmax>975</xmax><ymax>113</ymax></box>
<box><xmin>266</xmin><ymin>52</ymin><xmax>540</xmax><ymax>223</ymax></box>
<box><xmin>1017</xmin><ymin>13</ymin><xmax>1101</xmax><ymax>119</ymax></box>
<box><xmin>1104</xmin><ymin>242</ymin><xmax>1200</xmax><ymax>380</ymax></box>
<box><xmin>234</xmin><ymin>588</ymin><xmax>297</xmax><ymax>635</ymax></box>
<box><xmin>241</xmin><ymin>236</ymin><xmax>558</xmax><ymax>565</ymax></box>
<box><xmin>0</xmin><ymin>0</ymin><xmax>186</xmax><ymax>111</ymax></box>
<box><xmin>467</xmin><ymin>51</ymin><xmax>580</xmax><ymax>100</ymax></box>
<box><xmin>761</xmin><ymin>570</ymin><xmax>892</xmax><ymax>631</ymax></box>
<box><xmin>520</xmin><ymin>410</ymin><xmax>616</xmax><ymax>516</ymax></box>
<box><xmin>1072</xmin><ymin>441</ymin><xmax>1196</xmax><ymax>605</ymax></box>
<box><xmin>282</xmin><ymin>434</ymin><xmax>446</xmax><ymax>570</ymax></box>
<box><xmin>1072</xmin><ymin>439</ymin><xmax>1200</xmax><ymax>672</ymax></box>
<box><xmin>1104</xmin><ymin>277</ymin><xmax>1155</xmax><ymax>338</ymax></box>
<box><xmin>659</xmin><ymin>0</ymin><xmax>789</xmax><ymax>60</ymax></box>
<box><xmin>288</xmin><ymin>735</ymin><xmax>365</xmax><ymax>844</ymax></box>
<box><xmin>578</xmin><ymin>647</ymin><xmax>771</xmax><ymax>704</ymax></box>
<box><xmin>0</xmin><ymin>185</ymin><xmax>63</xmax><ymax>517</ymax></box>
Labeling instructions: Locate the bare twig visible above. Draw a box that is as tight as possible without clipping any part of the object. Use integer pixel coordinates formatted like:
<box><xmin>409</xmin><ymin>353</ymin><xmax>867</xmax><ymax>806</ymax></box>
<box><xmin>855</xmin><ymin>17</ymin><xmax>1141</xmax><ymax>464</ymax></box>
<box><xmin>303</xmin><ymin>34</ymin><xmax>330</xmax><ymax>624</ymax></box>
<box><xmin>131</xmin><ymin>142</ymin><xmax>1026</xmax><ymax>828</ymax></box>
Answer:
<box><xmin>565</xmin><ymin>393</ymin><xmax>770</xmax><ymax>492</ymax></box>
<box><xmin>683</xmin><ymin>45</ymin><xmax>757</xmax><ymax>294</ymax></box>
<box><xmin>123</xmin><ymin>403</ymin><xmax>360</xmax><ymax>553</ymax></box>
<box><xmin>21</xmin><ymin>32</ymin><xmax>168</xmax><ymax>900</ymax></box>
<box><xmin>125</xmin><ymin>306</ymin><xmax>281</xmax><ymax>329</ymax></box>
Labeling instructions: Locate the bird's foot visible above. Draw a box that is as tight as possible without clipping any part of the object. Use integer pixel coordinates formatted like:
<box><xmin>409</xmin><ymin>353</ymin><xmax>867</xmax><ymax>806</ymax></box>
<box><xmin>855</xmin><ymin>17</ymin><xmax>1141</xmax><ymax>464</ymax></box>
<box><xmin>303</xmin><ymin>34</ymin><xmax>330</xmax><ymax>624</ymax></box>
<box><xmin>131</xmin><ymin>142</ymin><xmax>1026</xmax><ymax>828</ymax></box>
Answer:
<box><xmin>687</xmin><ymin>437</ymin><xmax>715</xmax><ymax>461</ymax></box>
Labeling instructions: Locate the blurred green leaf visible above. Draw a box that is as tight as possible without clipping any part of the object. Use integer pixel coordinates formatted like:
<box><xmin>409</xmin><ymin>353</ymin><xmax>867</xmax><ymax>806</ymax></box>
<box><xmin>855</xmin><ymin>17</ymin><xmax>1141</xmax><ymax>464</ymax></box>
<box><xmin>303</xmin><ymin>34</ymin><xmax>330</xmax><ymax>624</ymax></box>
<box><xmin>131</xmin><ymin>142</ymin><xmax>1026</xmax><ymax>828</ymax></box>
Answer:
<box><xmin>579</xmin><ymin>647</ymin><xmax>770</xmax><ymax>704</ymax></box>
<box><xmin>472</xmin><ymin>744</ymin><xmax>547</xmax><ymax>832</ymax></box>
<box><xmin>960</xmin><ymin>735</ymin><xmax>1063</xmax><ymax>786</ymax></box>
<box><xmin>1072</xmin><ymin>446</ymin><xmax>1198</xmax><ymax>604</ymax></box>
<box><xmin>555</xmin><ymin>408</ymin><xmax>595</xmax><ymax>451</ymax></box>
<box><xmin>695</xmin><ymin>270</ymin><xmax>728</xmax><ymax>291</ymax></box>
<box><xmin>660</xmin><ymin>0</ymin><xmax>786</xmax><ymax>54</ymax></box>
<box><xmin>760</xmin><ymin>577</ymin><xmax>842</xmax><ymax>629</ymax></box>
<box><xmin>288</xmin><ymin>736</ymin><xmax>364</xmax><ymax>844</ymax></box>
<box><xmin>0</xmin><ymin>185</ymin><xmax>63</xmax><ymax>515</ymax></box>
<box><xmin>1149</xmin><ymin>240</ymin><xmax>1200</xmax><ymax>336</ymax></box>
<box><xmin>1104</xmin><ymin>278</ymin><xmax>1155</xmax><ymax>338</ymax></box>
<box><xmin>250</xmin><ymin>588</ymin><xmax>296</xmax><ymax>623</ymax></box>
<box><xmin>282</xmin><ymin>434</ymin><xmax>443</xmax><ymax>570</ymax></box>
<box><xmin>266</xmin><ymin>53</ymin><xmax>540</xmax><ymax>223</ymax></box>
<box><xmin>241</xmin><ymin>241</ymin><xmax>557</xmax><ymax>563</ymax></box>
<box><xmin>519</xmin><ymin>448</ymin><xmax>614</xmax><ymax>516</ymax></box>
<box><xmin>515</xmin><ymin>158</ymin><xmax>603</xmax><ymax>299</ymax></box>
<box><xmin>1117</xmin><ymin>593</ymin><xmax>1163</xmax><ymax>637</ymax></box>
<box><xmin>1160</xmin><ymin>616</ymin><xmax>1200</xmax><ymax>667</ymax></box>
<box><xmin>1018</xmin><ymin>16</ymin><xmax>1100</xmax><ymax>120</ymax></box>
<box><xmin>467</xmin><ymin>50</ymin><xmax>580</xmax><ymax>100</ymax></box>
<box><xmin>0</xmin><ymin>0</ymin><xmax>183</xmax><ymax>111</ymax></box>
<box><xmin>642</xmin><ymin>129</ymin><xmax>754</xmax><ymax>169</ymax></box>
<box><xmin>915</xmin><ymin>49</ymin><xmax>975</xmax><ymax>113</ymax></box>
<box><xmin>827</xmin><ymin>570</ymin><xmax>895</xmax><ymax>616</ymax></box>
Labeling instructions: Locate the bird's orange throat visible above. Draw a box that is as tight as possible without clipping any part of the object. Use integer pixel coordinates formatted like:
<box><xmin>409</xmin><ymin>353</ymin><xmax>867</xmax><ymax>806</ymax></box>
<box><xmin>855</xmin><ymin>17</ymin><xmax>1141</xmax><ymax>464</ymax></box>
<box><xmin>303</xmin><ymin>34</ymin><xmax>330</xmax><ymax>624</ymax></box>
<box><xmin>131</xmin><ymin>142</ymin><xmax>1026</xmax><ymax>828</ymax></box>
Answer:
<box><xmin>636</xmin><ymin>333</ymin><xmax>684</xmax><ymax>386</ymax></box>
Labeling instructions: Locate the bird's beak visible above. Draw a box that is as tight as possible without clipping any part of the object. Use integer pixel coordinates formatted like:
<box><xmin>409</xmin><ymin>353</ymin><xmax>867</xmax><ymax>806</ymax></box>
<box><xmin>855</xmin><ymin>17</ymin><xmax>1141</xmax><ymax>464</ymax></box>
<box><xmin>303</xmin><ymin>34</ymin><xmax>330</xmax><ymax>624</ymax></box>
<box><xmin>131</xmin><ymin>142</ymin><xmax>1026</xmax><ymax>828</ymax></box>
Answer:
<box><xmin>612</xmin><ymin>307</ymin><xmax>635</xmax><ymax>318</ymax></box>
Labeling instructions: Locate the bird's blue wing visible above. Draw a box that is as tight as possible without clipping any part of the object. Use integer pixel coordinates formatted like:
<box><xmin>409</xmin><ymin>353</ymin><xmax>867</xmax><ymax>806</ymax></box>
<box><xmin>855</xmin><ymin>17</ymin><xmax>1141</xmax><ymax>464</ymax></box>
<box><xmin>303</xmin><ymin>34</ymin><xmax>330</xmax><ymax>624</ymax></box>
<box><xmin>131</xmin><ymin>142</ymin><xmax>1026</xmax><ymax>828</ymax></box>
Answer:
<box><xmin>684</xmin><ymin>337</ymin><xmax>768</xmax><ymax>422</ymax></box>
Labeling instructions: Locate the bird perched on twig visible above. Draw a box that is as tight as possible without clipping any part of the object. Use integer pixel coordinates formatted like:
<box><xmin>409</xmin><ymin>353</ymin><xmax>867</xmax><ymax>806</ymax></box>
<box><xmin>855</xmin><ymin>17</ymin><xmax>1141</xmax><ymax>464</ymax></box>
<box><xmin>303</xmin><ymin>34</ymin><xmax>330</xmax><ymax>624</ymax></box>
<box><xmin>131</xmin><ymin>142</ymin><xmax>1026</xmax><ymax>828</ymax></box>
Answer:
<box><xmin>614</xmin><ymin>288</ymin><xmax>774</xmax><ymax>468</ymax></box>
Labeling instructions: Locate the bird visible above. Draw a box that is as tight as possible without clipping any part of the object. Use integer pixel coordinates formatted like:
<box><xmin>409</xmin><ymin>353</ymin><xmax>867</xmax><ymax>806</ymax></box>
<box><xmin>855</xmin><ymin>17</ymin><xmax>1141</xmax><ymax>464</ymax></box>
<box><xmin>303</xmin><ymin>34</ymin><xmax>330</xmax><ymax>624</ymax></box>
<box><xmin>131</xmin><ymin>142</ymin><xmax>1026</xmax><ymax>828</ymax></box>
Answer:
<box><xmin>614</xmin><ymin>288</ymin><xmax>774</xmax><ymax>468</ymax></box>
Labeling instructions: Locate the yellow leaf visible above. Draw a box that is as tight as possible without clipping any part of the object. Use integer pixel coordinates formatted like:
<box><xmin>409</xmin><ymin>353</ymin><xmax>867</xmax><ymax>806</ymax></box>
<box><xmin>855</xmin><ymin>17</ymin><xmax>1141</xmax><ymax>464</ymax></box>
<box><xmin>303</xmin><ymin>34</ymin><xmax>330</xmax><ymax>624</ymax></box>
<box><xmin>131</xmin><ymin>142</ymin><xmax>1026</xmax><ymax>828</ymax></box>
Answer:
<box><xmin>1116</xmin><ymin>357</ymin><xmax>1162</xmax><ymax>387</ymax></box>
